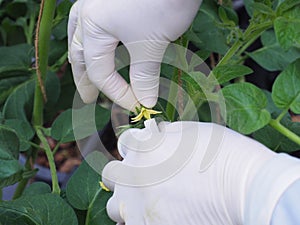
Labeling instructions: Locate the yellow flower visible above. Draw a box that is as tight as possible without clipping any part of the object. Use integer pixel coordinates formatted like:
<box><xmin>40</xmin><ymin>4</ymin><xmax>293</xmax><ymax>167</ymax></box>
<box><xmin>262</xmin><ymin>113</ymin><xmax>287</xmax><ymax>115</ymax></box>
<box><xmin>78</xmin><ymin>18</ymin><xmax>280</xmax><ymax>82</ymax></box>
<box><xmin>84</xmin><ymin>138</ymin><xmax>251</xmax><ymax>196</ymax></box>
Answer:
<box><xmin>131</xmin><ymin>106</ymin><xmax>162</xmax><ymax>123</ymax></box>
<box><xmin>99</xmin><ymin>181</ymin><xmax>110</xmax><ymax>192</ymax></box>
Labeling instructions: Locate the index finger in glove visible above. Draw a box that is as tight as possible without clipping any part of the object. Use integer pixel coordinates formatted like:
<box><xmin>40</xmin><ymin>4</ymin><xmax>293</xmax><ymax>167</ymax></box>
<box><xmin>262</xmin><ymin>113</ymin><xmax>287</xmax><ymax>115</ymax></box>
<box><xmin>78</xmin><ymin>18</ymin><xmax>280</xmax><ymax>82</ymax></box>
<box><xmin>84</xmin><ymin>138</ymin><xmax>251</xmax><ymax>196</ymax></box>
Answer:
<box><xmin>80</xmin><ymin>15</ymin><xmax>139</xmax><ymax>112</ymax></box>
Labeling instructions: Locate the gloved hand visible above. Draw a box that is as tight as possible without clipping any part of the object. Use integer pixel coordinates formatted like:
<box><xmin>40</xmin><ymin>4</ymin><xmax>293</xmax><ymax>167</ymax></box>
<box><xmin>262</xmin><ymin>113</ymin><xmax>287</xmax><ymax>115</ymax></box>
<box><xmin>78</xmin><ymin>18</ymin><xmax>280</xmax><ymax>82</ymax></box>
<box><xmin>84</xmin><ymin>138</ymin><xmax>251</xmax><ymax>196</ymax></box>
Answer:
<box><xmin>102</xmin><ymin>119</ymin><xmax>300</xmax><ymax>225</ymax></box>
<box><xmin>68</xmin><ymin>0</ymin><xmax>202</xmax><ymax>111</ymax></box>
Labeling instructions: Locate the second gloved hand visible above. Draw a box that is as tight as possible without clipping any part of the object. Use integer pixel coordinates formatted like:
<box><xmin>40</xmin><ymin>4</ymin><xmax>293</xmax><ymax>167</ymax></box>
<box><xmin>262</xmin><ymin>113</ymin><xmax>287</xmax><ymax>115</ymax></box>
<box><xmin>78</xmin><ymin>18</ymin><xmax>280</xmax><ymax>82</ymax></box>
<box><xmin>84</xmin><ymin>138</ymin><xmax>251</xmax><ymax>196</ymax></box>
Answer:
<box><xmin>68</xmin><ymin>0</ymin><xmax>202</xmax><ymax>111</ymax></box>
<box><xmin>102</xmin><ymin>119</ymin><xmax>300</xmax><ymax>225</ymax></box>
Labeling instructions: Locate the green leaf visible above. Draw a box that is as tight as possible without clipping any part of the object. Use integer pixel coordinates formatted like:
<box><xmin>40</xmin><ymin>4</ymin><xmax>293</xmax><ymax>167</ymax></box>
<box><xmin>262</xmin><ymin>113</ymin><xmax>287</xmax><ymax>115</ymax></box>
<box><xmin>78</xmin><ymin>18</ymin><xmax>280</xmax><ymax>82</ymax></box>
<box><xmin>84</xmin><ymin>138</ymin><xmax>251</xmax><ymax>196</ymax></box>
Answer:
<box><xmin>45</xmin><ymin>71</ymin><xmax>61</xmax><ymax>109</ymax></box>
<box><xmin>0</xmin><ymin>44</ymin><xmax>33</xmax><ymax>77</ymax></box>
<box><xmin>66</xmin><ymin>151</ymin><xmax>114</xmax><ymax>224</ymax></box>
<box><xmin>66</xmin><ymin>151</ymin><xmax>109</xmax><ymax>210</ymax></box>
<box><xmin>4</xmin><ymin>1</ymin><xmax>27</xmax><ymax>19</ymax></box>
<box><xmin>251</xmin><ymin>2</ymin><xmax>275</xmax><ymax>15</ymax></box>
<box><xmin>0</xmin><ymin>17</ymin><xmax>26</xmax><ymax>45</ymax></box>
<box><xmin>248</xmin><ymin>30</ymin><xmax>300</xmax><ymax>71</ymax></box>
<box><xmin>272</xmin><ymin>59</ymin><xmax>300</xmax><ymax>113</ymax></box>
<box><xmin>274</xmin><ymin>17</ymin><xmax>300</xmax><ymax>50</ymax></box>
<box><xmin>52</xmin><ymin>0</ymin><xmax>72</xmax><ymax>40</ymax></box>
<box><xmin>22</xmin><ymin>182</ymin><xmax>51</xmax><ymax>197</ymax></box>
<box><xmin>221</xmin><ymin>83</ymin><xmax>271</xmax><ymax>134</ymax></box>
<box><xmin>52</xmin><ymin>19</ymin><xmax>68</xmax><ymax>40</ymax></box>
<box><xmin>218</xmin><ymin>6</ymin><xmax>238</xmax><ymax>26</ymax></box>
<box><xmin>243</xmin><ymin>0</ymin><xmax>276</xmax><ymax>16</ymax></box>
<box><xmin>56</xmin><ymin>0</ymin><xmax>73</xmax><ymax>17</ymax></box>
<box><xmin>0</xmin><ymin>125</ymin><xmax>23</xmax><ymax>188</ymax></box>
<box><xmin>0</xmin><ymin>193</ymin><xmax>78</xmax><ymax>225</ymax></box>
<box><xmin>53</xmin><ymin>64</ymin><xmax>76</xmax><ymax>111</ymax></box>
<box><xmin>212</xmin><ymin>65</ymin><xmax>253</xmax><ymax>84</ymax></box>
<box><xmin>48</xmin><ymin>39</ymin><xmax>67</xmax><ymax>65</ymax></box>
<box><xmin>183</xmin><ymin>29</ymin><xmax>203</xmax><ymax>47</ymax></box>
<box><xmin>0</xmin><ymin>76</ymin><xmax>28</xmax><ymax>105</ymax></box>
<box><xmin>263</xmin><ymin>90</ymin><xmax>282</xmax><ymax>114</ymax></box>
<box><xmin>51</xmin><ymin>104</ymin><xmax>110</xmax><ymax>143</ymax></box>
<box><xmin>87</xmin><ymin>191</ymin><xmax>115</xmax><ymax>225</ymax></box>
<box><xmin>3</xmin><ymin>72</ymin><xmax>61</xmax><ymax>123</ymax></box>
<box><xmin>188</xmin><ymin>0</ymin><xmax>230</xmax><ymax>54</ymax></box>
<box><xmin>243</xmin><ymin>0</ymin><xmax>255</xmax><ymax>16</ymax></box>
<box><xmin>276</xmin><ymin>0</ymin><xmax>300</xmax><ymax>15</ymax></box>
<box><xmin>3</xmin><ymin>78</ymin><xmax>35</xmax><ymax>121</ymax></box>
<box><xmin>4</xmin><ymin>119</ymin><xmax>34</xmax><ymax>151</ymax></box>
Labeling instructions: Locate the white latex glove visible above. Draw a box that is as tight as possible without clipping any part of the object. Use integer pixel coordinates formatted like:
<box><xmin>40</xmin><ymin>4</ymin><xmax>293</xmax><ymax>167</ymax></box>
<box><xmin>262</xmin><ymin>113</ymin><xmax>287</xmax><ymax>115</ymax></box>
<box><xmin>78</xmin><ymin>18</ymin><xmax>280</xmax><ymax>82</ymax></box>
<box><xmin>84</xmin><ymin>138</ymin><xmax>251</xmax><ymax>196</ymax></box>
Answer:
<box><xmin>102</xmin><ymin>119</ymin><xmax>300</xmax><ymax>225</ymax></box>
<box><xmin>68</xmin><ymin>0</ymin><xmax>202</xmax><ymax>111</ymax></box>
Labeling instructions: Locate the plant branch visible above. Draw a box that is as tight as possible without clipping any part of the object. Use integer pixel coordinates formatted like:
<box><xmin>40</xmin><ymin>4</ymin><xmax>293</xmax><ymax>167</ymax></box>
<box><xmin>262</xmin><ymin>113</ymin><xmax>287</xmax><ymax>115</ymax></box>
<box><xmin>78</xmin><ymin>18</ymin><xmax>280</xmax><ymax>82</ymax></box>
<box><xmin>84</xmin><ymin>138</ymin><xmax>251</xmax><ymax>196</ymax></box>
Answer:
<box><xmin>269</xmin><ymin>119</ymin><xmax>300</xmax><ymax>146</ymax></box>
<box><xmin>52</xmin><ymin>141</ymin><xmax>62</xmax><ymax>155</ymax></box>
<box><xmin>276</xmin><ymin>108</ymin><xmax>290</xmax><ymax>123</ymax></box>
<box><xmin>217</xmin><ymin>21</ymin><xmax>273</xmax><ymax>66</ymax></box>
<box><xmin>36</xmin><ymin>128</ymin><xmax>60</xmax><ymax>195</ymax></box>
<box><xmin>217</xmin><ymin>40</ymin><xmax>243</xmax><ymax>66</ymax></box>
<box><xmin>236</xmin><ymin>22</ymin><xmax>273</xmax><ymax>58</ymax></box>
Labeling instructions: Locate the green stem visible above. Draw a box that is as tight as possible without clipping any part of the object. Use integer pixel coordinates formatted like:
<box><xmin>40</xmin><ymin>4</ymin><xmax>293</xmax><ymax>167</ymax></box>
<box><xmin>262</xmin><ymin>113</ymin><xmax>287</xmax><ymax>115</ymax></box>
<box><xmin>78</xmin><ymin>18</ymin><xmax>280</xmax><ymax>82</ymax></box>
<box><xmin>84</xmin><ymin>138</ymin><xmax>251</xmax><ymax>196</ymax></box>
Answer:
<box><xmin>269</xmin><ymin>119</ymin><xmax>300</xmax><ymax>146</ymax></box>
<box><xmin>217</xmin><ymin>40</ymin><xmax>243</xmax><ymax>66</ymax></box>
<box><xmin>243</xmin><ymin>20</ymin><xmax>272</xmax><ymax>39</ymax></box>
<box><xmin>276</xmin><ymin>107</ymin><xmax>290</xmax><ymax>123</ymax></box>
<box><xmin>12</xmin><ymin>155</ymin><xmax>33</xmax><ymax>199</ymax></box>
<box><xmin>217</xmin><ymin>21</ymin><xmax>273</xmax><ymax>67</ymax></box>
<box><xmin>25</xmin><ymin>13</ymin><xmax>36</xmax><ymax>45</ymax></box>
<box><xmin>36</xmin><ymin>128</ymin><xmax>60</xmax><ymax>194</ymax></box>
<box><xmin>52</xmin><ymin>141</ymin><xmax>62</xmax><ymax>155</ymax></box>
<box><xmin>28</xmin><ymin>141</ymin><xmax>44</xmax><ymax>149</ymax></box>
<box><xmin>32</xmin><ymin>0</ymin><xmax>56</xmax><ymax>127</ymax></box>
<box><xmin>236</xmin><ymin>22</ymin><xmax>273</xmax><ymax>58</ymax></box>
<box><xmin>85</xmin><ymin>189</ymin><xmax>101</xmax><ymax>225</ymax></box>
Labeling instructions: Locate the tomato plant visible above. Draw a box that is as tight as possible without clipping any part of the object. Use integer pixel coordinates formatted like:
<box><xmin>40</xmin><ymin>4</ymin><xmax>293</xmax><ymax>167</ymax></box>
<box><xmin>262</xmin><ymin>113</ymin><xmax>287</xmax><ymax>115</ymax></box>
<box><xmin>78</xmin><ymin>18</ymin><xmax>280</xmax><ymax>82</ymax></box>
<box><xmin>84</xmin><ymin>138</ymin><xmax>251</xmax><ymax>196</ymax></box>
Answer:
<box><xmin>0</xmin><ymin>0</ymin><xmax>299</xmax><ymax>224</ymax></box>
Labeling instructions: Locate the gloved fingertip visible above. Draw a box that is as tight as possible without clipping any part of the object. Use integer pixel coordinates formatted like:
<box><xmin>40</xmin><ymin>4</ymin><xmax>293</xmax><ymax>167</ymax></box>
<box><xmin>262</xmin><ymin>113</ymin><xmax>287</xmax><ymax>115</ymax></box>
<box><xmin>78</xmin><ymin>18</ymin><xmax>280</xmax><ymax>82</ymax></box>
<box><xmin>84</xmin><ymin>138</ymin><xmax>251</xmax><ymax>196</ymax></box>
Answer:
<box><xmin>139</xmin><ymin>96</ymin><xmax>158</xmax><ymax>109</ymax></box>
<box><xmin>80</xmin><ymin>95</ymin><xmax>98</xmax><ymax>104</ymax></box>
<box><xmin>77</xmin><ymin>87</ymin><xmax>99</xmax><ymax>104</ymax></box>
<box><xmin>107</xmin><ymin>196</ymin><xmax>125</xmax><ymax>223</ymax></box>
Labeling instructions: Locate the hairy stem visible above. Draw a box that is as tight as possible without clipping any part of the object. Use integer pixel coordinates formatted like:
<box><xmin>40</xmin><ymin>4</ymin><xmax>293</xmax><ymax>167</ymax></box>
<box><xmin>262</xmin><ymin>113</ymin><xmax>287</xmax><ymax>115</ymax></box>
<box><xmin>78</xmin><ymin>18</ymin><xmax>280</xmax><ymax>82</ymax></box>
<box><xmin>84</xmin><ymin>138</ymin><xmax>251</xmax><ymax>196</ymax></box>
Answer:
<box><xmin>32</xmin><ymin>0</ymin><xmax>56</xmax><ymax>126</ymax></box>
